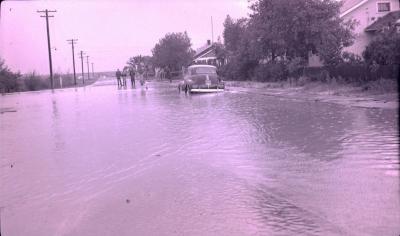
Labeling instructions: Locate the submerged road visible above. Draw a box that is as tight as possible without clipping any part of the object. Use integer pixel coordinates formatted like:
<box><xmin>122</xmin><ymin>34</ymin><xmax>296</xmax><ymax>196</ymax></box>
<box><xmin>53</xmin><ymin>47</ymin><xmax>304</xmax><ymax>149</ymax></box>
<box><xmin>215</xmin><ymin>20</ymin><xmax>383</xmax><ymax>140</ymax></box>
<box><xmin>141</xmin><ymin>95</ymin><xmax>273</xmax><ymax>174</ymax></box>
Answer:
<box><xmin>0</xmin><ymin>79</ymin><xmax>399</xmax><ymax>235</ymax></box>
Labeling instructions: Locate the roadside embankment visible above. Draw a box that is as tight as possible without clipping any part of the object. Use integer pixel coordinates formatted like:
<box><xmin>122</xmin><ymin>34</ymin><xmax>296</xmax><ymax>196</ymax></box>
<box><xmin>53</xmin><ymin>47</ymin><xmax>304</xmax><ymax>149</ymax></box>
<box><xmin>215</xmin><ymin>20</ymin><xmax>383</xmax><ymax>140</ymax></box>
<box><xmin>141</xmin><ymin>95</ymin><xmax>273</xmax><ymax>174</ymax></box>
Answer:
<box><xmin>225</xmin><ymin>79</ymin><xmax>398</xmax><ymax>109</ymax></box>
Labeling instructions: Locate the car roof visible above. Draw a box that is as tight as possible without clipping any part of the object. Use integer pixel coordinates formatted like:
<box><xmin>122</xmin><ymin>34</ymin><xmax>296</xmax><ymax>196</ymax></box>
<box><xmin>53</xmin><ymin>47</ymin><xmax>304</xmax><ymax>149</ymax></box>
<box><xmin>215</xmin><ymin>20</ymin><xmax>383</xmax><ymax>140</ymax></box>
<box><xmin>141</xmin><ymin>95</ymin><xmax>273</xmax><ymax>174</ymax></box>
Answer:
<box><xmin>188</xmin><ymin>65</ymin><xmax>217</xmax><ymax>69</ymax></box>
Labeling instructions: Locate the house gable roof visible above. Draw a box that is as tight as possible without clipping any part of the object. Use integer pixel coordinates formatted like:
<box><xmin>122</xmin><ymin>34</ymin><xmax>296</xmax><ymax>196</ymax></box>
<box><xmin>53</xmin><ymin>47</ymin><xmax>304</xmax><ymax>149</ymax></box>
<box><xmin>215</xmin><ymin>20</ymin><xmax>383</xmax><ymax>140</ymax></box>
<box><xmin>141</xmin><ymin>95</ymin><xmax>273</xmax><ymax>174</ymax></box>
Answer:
<box><xmin>193</xmin><ymin>44</ymin><xmax>216</xmax><ymax>60</ymax></box>
<box><xmin>365</xmin><ymin>10</ymin><xmax>400</xmax><ymax>31</ymax></box>
<box><xmin>340</xmin><ymin>0</ymin><xmax>369</xmax><ymax>17</ymax></box>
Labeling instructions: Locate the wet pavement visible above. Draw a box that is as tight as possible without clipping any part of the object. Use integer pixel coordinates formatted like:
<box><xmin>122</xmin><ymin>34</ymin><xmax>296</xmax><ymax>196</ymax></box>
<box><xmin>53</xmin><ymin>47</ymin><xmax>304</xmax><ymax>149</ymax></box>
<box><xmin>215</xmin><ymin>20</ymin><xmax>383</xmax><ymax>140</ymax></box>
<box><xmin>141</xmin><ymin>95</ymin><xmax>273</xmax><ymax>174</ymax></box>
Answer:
<box><xmin>0</xmin><ymin>79</ymin><xmax>399</xmax><ymax>236</ymax></box>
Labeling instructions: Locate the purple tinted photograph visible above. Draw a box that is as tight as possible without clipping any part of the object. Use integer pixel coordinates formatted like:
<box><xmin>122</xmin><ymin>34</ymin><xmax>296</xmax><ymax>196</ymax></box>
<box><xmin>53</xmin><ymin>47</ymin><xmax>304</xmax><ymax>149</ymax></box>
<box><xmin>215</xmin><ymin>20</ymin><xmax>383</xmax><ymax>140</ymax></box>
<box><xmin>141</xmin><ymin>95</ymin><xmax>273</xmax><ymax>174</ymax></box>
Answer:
<box><xmin>0</xmin><ymin>0</ymin><xmax>399</xmax><ymax>235</ymax></box>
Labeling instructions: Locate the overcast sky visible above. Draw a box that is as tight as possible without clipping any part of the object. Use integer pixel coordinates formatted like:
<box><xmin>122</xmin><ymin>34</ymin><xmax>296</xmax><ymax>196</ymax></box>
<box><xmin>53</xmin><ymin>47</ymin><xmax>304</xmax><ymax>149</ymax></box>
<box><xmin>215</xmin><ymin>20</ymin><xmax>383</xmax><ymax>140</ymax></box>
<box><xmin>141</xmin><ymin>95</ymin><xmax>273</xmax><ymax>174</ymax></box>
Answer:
<box><xmin>0</xmin><ymin>0</ymin><xmax>249</xmax><ymax>74</ymax></box>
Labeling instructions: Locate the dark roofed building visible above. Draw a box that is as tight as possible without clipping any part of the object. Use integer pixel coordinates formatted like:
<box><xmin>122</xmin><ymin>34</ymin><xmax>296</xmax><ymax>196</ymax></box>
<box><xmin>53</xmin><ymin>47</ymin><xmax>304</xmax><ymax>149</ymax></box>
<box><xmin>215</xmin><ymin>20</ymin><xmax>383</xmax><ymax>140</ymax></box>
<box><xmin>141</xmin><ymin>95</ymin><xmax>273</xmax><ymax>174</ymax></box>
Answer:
<box><xmin>365</xmin><ymin>10</ymin><xmax>400</xmax><ymax>32</ymax></box>
<box><xmin>192</xmin><ymin>40</ymin><xmax>226</xmax><ymax>67</ymax></box>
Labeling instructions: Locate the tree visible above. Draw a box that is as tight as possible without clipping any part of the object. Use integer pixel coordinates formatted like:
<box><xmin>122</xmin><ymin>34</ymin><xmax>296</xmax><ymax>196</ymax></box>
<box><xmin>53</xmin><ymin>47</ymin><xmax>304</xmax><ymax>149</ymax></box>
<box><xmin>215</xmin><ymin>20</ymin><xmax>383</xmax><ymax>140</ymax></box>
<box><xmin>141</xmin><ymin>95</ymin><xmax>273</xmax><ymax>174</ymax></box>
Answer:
<box><xmin>220</xmin><ymin>0</ymin><xmax>356</xmax><ymax>81</ymax></box>
<box><xmin>249</xmin><ymin>0</ymin><xmax>355</xmax><ymax>65</ymax></box>
<box><xmin>127</xmin><ymin>55</ymin><xmax>153</xmax><ymax>67</ymax></box>
<box><xmin>152</xmin><ymin>32</ymin><xmax>195</xmax><ymax>71</ymax></box>
<box><xmin>363</xmin><ymin>27</ymin><xmax>400</xmax><ymax>65</ymax></box>
<box><xmin>223</xmin><ymin>15</ymin><xmax>248</xmax><ymax>53</ymax></box>
<box><xmin>0</xmin><ymin>58</ymin><xmax>20</xmax><ymax>93</ymax></box>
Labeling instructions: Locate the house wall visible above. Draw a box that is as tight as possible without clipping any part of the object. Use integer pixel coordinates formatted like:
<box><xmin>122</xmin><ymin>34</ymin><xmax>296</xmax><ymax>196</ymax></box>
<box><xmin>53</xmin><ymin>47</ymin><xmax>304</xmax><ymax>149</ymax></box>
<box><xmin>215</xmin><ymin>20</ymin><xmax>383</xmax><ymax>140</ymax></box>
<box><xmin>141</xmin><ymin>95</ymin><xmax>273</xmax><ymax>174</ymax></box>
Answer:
<box><xmin>342</xmin><ymin>0</ymin><xmax>400</xmax><ymax>55</ymax></box>
<box><xmin>308</xmin><ymin>0</ymin><xmax>400</xmax><ymax>66</ymax></box>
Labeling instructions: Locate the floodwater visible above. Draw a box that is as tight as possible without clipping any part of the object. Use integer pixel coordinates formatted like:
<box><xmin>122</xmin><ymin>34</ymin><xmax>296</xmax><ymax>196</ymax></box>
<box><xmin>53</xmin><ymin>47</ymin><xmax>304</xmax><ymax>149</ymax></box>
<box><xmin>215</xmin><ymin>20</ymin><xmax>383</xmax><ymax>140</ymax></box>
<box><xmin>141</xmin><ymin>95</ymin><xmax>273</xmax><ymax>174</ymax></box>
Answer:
<box><xmin>0</xmin><ymin>79</ymin><xmax>398</xmax><ymax>236</ymax></box>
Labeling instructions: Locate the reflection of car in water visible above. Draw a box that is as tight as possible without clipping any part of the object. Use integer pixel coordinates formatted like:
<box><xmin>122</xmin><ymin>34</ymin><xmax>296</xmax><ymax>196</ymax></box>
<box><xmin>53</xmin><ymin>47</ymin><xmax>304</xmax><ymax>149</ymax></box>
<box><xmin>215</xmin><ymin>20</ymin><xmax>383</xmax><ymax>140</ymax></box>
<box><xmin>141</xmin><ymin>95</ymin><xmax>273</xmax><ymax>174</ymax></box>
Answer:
<box><xmin>179</xmin><ymin>65</ymin><xmax>224</xmax><ymax>94</ymax></box>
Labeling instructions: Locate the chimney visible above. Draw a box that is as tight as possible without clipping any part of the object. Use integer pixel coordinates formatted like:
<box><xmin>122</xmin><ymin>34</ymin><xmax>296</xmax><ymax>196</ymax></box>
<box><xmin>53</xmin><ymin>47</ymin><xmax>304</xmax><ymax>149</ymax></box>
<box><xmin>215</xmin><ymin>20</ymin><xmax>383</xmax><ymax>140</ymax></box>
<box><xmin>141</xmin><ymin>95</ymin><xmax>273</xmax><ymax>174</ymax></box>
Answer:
<box><xmin>207</xmin><ymin>40</ymin><xmax>211</xmax><ymax>45</ymax></box>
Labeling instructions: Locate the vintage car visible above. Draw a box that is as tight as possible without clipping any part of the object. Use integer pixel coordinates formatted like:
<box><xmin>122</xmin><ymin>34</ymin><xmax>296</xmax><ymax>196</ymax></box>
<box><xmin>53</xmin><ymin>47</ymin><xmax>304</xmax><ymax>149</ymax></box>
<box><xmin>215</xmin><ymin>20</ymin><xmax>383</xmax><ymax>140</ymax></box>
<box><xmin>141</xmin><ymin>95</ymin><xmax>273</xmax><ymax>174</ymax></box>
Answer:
<box><xmin>179</xmin><ymin>65</ymin><xmax>224</xmax><ymax>93</ymax></box>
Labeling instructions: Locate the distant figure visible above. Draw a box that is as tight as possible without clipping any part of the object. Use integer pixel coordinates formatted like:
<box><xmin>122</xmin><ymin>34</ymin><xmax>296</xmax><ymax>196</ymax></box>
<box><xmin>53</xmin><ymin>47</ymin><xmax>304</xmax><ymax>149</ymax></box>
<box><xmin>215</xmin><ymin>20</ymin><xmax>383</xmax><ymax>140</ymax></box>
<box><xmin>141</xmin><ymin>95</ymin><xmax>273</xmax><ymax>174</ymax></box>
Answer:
<box><xmin>159</xmin><ymin>68</ymin><xmax>165</xmax><ymax>80</ymax></box>
<box><xmin>129</xmin><ymin>68</ymin><xmax>136</xmax><ymax>87</ymax></box>
<box><xmin>116</xmin><ymin>69</ymin><xmax>122</xmax><ymax>87</ymax></box>
<box><xmin>121</xmin><ymin>70</ymin><xmax>127</xmax><ymax>87</ymax></box>
<box><xmin>144</xmin><ymin>65</ymin><xmax>149</xmax><ymax>79</ymax></box>
<box><xmin>165</xmin><ymin>66</ymin><xmax>171</xmax><ymax>83</ymax></box>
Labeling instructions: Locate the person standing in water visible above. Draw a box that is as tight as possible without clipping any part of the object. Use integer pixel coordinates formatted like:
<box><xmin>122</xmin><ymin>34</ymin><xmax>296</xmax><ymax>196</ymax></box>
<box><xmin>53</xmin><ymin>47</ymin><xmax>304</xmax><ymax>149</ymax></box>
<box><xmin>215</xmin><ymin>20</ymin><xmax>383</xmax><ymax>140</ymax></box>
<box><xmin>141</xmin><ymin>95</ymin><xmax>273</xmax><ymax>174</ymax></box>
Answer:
<box><xmin>116</xmin><ymin>69</ymin><xmax>122</xmax><ymax>87</ymax></box>
<box><xmin>129</xmin><ymin>68</ymin><xmax>136</xmax><ymax>87</ymax></box>
<box><xmin>165</xmin><ymin>66</ymin><xmax>171</xmax><ymax>83</ymax></box>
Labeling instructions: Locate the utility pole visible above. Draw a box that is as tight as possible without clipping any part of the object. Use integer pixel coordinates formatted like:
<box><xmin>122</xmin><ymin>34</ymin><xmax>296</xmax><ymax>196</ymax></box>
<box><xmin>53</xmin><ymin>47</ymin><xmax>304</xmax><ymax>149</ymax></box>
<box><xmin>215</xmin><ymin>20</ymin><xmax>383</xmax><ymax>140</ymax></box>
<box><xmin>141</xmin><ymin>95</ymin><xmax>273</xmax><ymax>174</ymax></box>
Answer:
<box><xmin>85</xmin><ymin>55</ymin><xmax>90</xmax><ymax>80</ymax></box>
<box><xmin>37</xmin><ymin>9</ymin><xmax>57</xmax><ymax>89</ymax></box>
<box><xmin>80</xmin><ymin>51</ymin><xmax>85</xmax><ymax>84</ymax></box>
<box><xmin>67</xmin><ymin>39</ymin><xmax>78</xmax><ymax>85</ymax></box>
<box><xmin>91</xmin><ymin>62</ymin><xmax>94</xmax><ymax>78</ymax></box>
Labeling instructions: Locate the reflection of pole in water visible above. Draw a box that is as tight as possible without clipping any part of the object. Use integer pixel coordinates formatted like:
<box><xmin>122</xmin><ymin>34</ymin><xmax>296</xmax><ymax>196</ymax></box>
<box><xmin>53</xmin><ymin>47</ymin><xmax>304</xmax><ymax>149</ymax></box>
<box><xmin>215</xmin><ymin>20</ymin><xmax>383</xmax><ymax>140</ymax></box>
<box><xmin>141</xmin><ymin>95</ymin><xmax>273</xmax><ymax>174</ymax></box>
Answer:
<box><xmin>52</xmin><ymin>99</ymin><xmax>58</xmax><ymax>119</ymax></box>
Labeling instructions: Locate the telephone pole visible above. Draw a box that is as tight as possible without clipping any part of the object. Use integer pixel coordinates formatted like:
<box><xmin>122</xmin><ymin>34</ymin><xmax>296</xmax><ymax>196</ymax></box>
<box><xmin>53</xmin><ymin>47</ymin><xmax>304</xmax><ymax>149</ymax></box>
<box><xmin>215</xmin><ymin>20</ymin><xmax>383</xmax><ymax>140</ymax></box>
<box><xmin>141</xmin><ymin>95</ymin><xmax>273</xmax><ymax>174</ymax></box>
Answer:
<box><xmin>37</xmin><ymin>9</ymin><xmax>57</xmax><ymax>89</ymax></box>
<box><xmin>91</xmin><ymin>62</ymin><xmax>94</xmax><ymax>78</ymax></box>
<box><xmin>67</xmin><ymin>39</ymin><xmax>78</xmax><ymax>85</ymax></box>
<box><xmin>85</xmin><ymin>55</ymin><xmax>90</xmax><ymax>80</ymax></box>
<box><xmin>80</xmin><ymin>51</ymin><xmax>85</xmax><ymax>84</ymax></box>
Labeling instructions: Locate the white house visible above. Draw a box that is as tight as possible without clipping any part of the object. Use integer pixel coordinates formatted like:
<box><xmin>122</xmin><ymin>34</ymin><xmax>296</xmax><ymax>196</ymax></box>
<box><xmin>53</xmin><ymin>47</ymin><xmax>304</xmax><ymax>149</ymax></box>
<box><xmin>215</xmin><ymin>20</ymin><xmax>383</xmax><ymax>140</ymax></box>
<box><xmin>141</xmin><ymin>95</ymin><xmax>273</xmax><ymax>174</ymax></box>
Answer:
<box><xmin>308</xmin><ymin>0</ymin><xmax>400</xmax><ymax>66</ymax></box>
<box><xmin>341</xmin><ymin>0</ymin><xmax>400</xmax><ymax>55</ymax></box>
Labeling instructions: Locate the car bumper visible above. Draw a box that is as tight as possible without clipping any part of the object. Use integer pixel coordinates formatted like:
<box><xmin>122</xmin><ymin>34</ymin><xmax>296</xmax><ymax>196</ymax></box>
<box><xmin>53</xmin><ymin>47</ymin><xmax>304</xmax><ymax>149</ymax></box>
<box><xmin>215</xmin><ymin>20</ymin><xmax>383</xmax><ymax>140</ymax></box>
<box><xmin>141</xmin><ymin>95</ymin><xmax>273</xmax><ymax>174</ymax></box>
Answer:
<box><xmin>191</xmin><ymin>84</ymin><xmax>225</xmax><ymax>89</ymax></box>
<box><xmin>190</xmin><ymin>88</ymin><xmax>225</xmax><ymax>93</ymax></box>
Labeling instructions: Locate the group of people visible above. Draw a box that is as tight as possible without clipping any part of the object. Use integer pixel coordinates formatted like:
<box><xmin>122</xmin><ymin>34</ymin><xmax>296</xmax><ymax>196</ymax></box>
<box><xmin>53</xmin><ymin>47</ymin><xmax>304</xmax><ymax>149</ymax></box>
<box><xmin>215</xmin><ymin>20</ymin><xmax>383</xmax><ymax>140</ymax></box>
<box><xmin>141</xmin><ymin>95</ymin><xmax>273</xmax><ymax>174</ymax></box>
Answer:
<box><xmin>116</xmin><ymin>65</ymin><xmax>173</xmax><ymax>89</ymax></box>
<box><xmin>116</xmin><ymin>67</ymin><xmax>147</xmax><ymax>89</ymax></box>
<box><xmin>157</xmin><ymin>66</ymin><xmax>172</xmax><ymax>82</ymax></box>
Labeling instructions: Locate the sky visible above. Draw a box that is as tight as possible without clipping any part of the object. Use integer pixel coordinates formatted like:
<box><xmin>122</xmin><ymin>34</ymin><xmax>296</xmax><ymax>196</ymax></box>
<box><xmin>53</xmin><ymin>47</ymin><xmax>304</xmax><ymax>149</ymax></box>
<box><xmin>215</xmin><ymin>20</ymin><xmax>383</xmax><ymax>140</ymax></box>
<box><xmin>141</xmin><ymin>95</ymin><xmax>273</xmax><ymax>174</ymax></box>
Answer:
<box><xmin>0</xmin><ymin>0</ymin><xmax>249</xmax><ymax>74</ymax></box>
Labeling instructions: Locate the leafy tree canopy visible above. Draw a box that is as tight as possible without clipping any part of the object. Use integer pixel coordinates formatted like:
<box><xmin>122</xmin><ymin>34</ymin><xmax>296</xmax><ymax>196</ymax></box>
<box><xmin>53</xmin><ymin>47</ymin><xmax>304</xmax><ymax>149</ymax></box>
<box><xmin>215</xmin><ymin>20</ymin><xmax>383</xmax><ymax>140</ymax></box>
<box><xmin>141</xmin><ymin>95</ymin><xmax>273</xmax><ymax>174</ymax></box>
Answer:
<box><xmin>152</xmin><ymin>32</ymin><xmax>195</xmax><ymax>71</ymax></box>
<box><xmin>0</xmin><ymin>58</ymin><xmax>20</xmax><ymax>92</ymax></box>
<box><xmin>249</xmin><ymin>0</ymin><xmax>355</xmax><ymax>65</ymax></box>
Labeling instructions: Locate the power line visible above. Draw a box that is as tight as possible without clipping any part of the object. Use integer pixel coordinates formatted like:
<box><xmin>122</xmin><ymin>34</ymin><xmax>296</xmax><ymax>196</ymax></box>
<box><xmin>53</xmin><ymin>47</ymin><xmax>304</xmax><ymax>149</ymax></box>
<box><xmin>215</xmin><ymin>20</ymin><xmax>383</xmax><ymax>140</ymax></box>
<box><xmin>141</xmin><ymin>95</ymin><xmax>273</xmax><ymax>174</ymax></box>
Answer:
<box><xmin>67</xmin><ymin>39</ymin><xmax>78</xmax><ymax>86</ymax></box>
<box><xmin>37</xmin><ymin>9</ymin><xmax>57</xmax><ymax>89</ymax></box>
<box><xmin>91</xmin><ymin>62</ymin><xmax>94</xmax><ymax>78</ymax></box>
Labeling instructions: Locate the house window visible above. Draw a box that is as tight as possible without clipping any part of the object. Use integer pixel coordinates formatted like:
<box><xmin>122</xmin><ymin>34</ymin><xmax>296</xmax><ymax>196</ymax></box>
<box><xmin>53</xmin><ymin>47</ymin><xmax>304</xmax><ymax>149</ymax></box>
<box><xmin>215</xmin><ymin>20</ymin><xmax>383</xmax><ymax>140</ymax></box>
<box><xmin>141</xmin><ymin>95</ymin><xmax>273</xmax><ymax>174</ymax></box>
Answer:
<box><xmin>377</xmin><ymin>2</ymin><xmax>391</xmax><ymax>12</ymax></box>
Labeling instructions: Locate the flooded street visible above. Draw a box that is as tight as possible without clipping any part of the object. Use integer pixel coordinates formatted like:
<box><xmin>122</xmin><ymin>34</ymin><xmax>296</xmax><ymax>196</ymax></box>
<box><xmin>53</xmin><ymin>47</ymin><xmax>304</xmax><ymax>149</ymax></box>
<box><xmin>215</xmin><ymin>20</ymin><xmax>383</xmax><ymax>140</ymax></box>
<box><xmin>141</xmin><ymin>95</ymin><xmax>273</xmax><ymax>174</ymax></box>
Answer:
<box><xmin>0</xmin><ymin>79</ymin><xmax>398</xmax><ymax>236</ymax></box>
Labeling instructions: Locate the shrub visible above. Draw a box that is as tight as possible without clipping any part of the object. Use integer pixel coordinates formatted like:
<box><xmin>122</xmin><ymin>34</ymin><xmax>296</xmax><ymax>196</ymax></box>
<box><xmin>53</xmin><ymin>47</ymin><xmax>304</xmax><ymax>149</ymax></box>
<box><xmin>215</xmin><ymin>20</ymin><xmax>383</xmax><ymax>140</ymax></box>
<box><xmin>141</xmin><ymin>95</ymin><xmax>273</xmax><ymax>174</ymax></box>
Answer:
<box><xmin>297</xmin><ymin>76</ymin><xmax>311</xmax><ymax>86</ymax></box>
<box><xmin>286</xmin><ymin>57</ymin><xmax>306</xmax><ymax>78</ymax></box>
<box><xmin>253</xmin><ymin>62</ymin><xmax>287</xmax><ymax>82</ymax></box>
<box><xmin>219</xmin><ymin>56</ymin><xmax>258</xmax><ymax>81</ymax></box>
<box><xmin>23</xmin><ymin>72</ymin><xmax>50</xmax><ymax>91</ymax></box>
<box><xmin>0</xmin><ymin>59</ymin><xmax>20</xmax><ymax>93</ymax></box>
<box><xmin>363</xmin><ymin>26</ymin><xmax>400</xmax><ymax>66</ymax></box>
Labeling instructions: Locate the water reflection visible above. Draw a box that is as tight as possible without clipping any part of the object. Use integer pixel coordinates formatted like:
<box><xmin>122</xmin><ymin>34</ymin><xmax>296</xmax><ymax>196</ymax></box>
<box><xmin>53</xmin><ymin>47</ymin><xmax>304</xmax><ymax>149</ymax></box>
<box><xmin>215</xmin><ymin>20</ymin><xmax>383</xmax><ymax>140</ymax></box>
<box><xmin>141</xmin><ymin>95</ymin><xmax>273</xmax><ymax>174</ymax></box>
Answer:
<box><xmin>0</xmin><ymin>81</ymin><xmax>398</xmax><ymax>236</ymax></box>
<box><xmin>51</xmin><ymin>98</ymin><xmax>65</xmax><ymax>152</ymax></box>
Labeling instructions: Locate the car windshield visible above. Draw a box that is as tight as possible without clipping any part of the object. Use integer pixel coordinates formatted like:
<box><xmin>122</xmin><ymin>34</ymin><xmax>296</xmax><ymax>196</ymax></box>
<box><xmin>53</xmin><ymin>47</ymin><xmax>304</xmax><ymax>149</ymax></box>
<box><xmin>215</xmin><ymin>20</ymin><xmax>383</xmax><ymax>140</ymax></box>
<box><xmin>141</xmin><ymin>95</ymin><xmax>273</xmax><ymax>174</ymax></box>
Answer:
<box><xmin>190</xmin><ymin>67</ymin><xmax>216</xmax><ymax>75</ymax></box>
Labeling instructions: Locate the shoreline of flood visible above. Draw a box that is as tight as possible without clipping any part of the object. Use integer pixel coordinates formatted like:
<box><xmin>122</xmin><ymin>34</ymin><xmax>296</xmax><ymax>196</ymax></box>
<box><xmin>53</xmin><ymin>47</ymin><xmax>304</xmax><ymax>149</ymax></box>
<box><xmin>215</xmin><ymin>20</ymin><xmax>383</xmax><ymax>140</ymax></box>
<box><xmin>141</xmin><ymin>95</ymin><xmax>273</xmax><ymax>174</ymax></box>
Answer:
<box><xmin>225</xmin><ymin>80</ymin><xmax>398</xmax><ymax>110</ymax></box>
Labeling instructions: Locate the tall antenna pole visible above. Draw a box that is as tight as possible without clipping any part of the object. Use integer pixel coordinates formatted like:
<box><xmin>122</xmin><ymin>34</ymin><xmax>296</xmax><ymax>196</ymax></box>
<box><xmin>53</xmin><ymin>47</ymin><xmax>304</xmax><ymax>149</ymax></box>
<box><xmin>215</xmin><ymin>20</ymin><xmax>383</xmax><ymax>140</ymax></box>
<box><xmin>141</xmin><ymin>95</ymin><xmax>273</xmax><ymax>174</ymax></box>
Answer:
<box><xmin>67</xmin><ymin>39</ymin><xmax>78</xmax><ymax>85</ymax></box>
<box><xmin>80</xmin><ymin>51</ymin><xmax>85</xmax><ymax>84</ymax></box>
<box><xmin>211</xmin><ymin>16</ymin><xmax>214</xmax><ymax>44</ymax></box>
<box><xmin>91</xmin><ymin>62</ymin><xmax>94</xmax><ymax>78</ymax></box>
<box><xmin>85</xmin><ymin>55</ymin><xmax>90</xmax><ymax>80</ymax></box>
<box><xmin>37</xmin><ymin>9</ymin><xmax>57</xmax><ymax>89</ymax></box>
